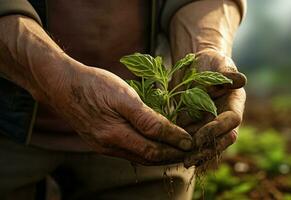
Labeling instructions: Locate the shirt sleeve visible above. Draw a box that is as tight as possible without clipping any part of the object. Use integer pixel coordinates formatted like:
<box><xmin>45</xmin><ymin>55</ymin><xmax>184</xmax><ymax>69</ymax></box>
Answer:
<box><xmin>0</xmin><ymin>0</ymin><xmax>42</xmax><ymax>26</ymax></box>
<box><xmin>161</xmin><ymin>0</ymin><xmax>247</xmax><ymax>33</ymax></box>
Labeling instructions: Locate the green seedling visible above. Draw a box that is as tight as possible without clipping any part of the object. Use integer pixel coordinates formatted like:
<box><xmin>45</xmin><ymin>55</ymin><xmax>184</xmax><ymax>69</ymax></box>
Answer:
<box><xmin>120</xmin><ymin>53</ymin><xmax>232</xmax><ymax>123</ymax></box>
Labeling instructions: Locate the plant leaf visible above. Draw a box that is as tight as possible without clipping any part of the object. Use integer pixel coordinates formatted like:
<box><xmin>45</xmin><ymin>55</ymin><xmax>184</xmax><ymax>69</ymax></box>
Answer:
<box><xmin>192</xmin><ymin>71</ymin><xmax>233</xmax><ymax>86</ymax></box>
<box><xmin>188</xmin><ymin>109</ymin><xmax>203</xmax><ymax>121</ymax></box>
<box><xmin>154</xmin><ymin>56</ymin><xmax>163</xmax><ymax>67</ymax></box>
<box><xmin>120</xmin><ymin>53</ymin><xmax>167</xmax><ymax>84</ymax></box>
<box><xmin>182</xmin><ymin>68</ymin><xmax>198</xmax><ymax>85</ymax></box>
<box><xmin>183</xmin><ymin>70</ymin><xmax>233</xmax><ymax>86</ymax></box>
<box><xmin>127</xmin><ymin>80</ymin><xmax>144</xmax><ymax>98</ymax></box>
<box><xmin>143</xmin><ymin>79</ymin><xmax>155</xmax><ymax>97</ymax></box>
<box><xmin>181</xmin><ymin>87</ymin><xmax>217</xmax><ymax>116</ymax></box>
<box><xmin>170</xmin><ymin>53</ymin><xmax>196</xmax><ymax>76</ymax></box>
<box><xmin>127</xmin><ymin>79</ymin><xmax>155</xmax><ymax>101</ymax></box>
<box><xmin>144</xmin><ymin>88</ymin><xmax>166</xmax><ymax>115</ymax></box>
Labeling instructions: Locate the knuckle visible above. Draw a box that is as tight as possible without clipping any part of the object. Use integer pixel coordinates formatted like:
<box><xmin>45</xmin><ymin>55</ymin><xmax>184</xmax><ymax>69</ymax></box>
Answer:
<box><xmin>226</xmin><ymin>111</ymin><xmax>242</xmax><ymax>128</ymax></box>
<box><xmin>233</xmin><ymin>113</ymin><xmax>243</xmax><ymax>127</ymax></box>
<box><xmin>216</xmin><ymin>133</ymin><xmax>235</xmax><ymax>152</ymax></box>
<box><xmin>240</xmin><ymin>88</ymin><xmax>247</xmax><ymax>98</ymax></box>
<box><xmin>229</xmin><ymin>130</ymin><xmax>238</xmax><ymax>144</ymax></box>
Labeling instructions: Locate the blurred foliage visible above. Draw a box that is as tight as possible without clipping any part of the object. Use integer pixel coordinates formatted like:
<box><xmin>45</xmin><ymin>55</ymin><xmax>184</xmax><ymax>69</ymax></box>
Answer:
<box><xmin>193</xmin><ymin>164</ymin><xmax>255</xmax><ymax>200</ymax></box>
<box><xmin>272</xmin><ymin>95</ymin><xmax>291</xmax><ymax>112</ymax></box>
<box><xmin>227</xmin><ymin>127</ymin><xmax>291</xmax><ymax>174</ymax></box>
<box><xmin>193</xmin><ymin>127</ymin><xmax>291</xmax><ymax>199</ymax></box>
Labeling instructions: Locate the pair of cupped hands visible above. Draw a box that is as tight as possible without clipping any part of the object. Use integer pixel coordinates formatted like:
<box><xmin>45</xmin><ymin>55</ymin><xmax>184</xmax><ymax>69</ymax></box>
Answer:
<box><xmin>50</xmin><ymin>49</ymin><xmax>246</xmax><ymax>168</ymax></box>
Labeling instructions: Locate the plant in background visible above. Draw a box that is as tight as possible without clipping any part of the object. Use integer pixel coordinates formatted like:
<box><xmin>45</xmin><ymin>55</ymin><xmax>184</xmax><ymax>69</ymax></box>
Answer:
<box><xmin>120</xmin><ymin>53</ymin><xmax>232</xmax><ymax>123</ymax></box>
<box><xmin>193</xmin><ymin>127</ymin><xmax>291</xmax><ymax>199</ymax></box>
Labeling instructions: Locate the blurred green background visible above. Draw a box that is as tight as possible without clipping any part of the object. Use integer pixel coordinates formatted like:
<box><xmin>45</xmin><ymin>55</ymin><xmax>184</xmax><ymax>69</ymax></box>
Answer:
<box><xmin>193</xmin><ymin>1</ymin><xmax>291</xmax><ymax>199</ymax></box>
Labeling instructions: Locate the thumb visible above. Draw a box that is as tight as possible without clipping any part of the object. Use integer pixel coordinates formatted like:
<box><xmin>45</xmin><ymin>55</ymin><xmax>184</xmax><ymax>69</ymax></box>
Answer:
<box><xmin>206</xmin><ymin>71</ymin><xmax>247</xmax><ymax>98</ymax></box>
<box><xmin>223</xmin><ymin>71</ymin><xmax>247</xmax><ymax>89</ymax></box>
<box><xmin>120</xmin><ymin>99</ymin><xmax>193</xmax><ymax>151</ymax></box>
<box><xmin>218</xmin><ymin>56</ymin><xmax>247</xmax><ymax>89</ymax></box>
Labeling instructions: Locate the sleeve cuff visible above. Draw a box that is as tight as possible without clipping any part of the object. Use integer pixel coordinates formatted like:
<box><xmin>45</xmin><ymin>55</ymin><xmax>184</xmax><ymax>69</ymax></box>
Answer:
<box><xmin>0</xmin><ymin>0</ymin><xmax>42</xmax><ymax>26</ymax></box>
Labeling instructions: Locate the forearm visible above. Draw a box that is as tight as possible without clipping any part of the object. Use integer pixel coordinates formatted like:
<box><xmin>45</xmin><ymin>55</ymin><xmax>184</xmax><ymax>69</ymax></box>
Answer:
<box><xmin>170</xmin><ymin>0</ymin><xmax>241</xmax><ymax>60</ymax></box>
<box><xmin>0</xmin><ymin>15</ymin><xmax>77</xmax><ymax>102</ymax></box>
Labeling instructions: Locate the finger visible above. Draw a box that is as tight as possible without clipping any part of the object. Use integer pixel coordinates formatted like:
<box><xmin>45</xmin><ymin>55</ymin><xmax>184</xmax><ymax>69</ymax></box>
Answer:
<box><xmin>206</xmin><ymin>72</ymin><xmax>247</xmax><ymax>98</ymax></box>
<box><xmin>101</xmin><ymin>147</ymin><xmax>156</xmax><ymax>166</ymax></box>
<box><xmin>102</xmin><ymin>146</ymin><xmax>184</xmax><ymax>166</ymax></box>
<box><xmin>193</xmin><ymin>111</ymin><xmax>241</xmax><ymax>148</ymax></box>
<box><xmin>194</xmin><ymin>89</ymin><xmax>245</xmax><ymax>146</ymax></box>
<box><xmin>184</xmin><ymin>88</ymin><xmax>245</xmax><ymax>140</ymax></box>
<box><xmin>120</xmin><ymin>101</ymin><xmax>193</xmax><ymax>151</ymax></box>
<box><xmin>222</xmin><ymin>72</ymin><xmax>247</xmax><ymax>89</ymax></box>
<box><xmin>183</xmin><ymin>112</ymin><xmax>215</xmax><ymax>135</ymax></box>
<box><xmin>216</xmin><ymin>88</ymin><xmax>246</xmax><ymax>117</ymax></box>
<box><xmin>184</xmin><ymin>130</ymin><xmax>237</xmax><ymax>168</ymax></box>
<box><xmin>197</xmin><ymin>52</ymin><xmax>247</xmax><ymax>97</ymax></box>
<box><xmin>216</xmin><ymin>56</ymin><xmax>247</xmax><ymax>89</ymax></box>
<box><xmin>101</xmin><ymin>122</ymin><xmax>187</xmax><ymax>165</ymax></box>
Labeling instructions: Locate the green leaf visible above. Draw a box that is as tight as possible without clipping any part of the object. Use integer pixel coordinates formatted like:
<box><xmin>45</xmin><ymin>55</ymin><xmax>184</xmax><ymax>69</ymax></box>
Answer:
<box><xmin>182</xmin><ymin>68</ymin><xmax>198</xmax><ymax>86</ymax></box>
<box><xmin>183</xmin><ymin>70</ymin><xmax>233</xmax><ymax>86</ymax></box>
<box><xmin>193</xmin><ymin>71</ymin><xmax>233</xmax><ymax>86</ymax></box>
<box><xmin>144</xmin><ymin>88</ymin><xmax>166</xmax><ymax>115</ymax></box>
<box><xmin>127</xmin><ymin>79</ymin><xmax>154</xmax><ymax>101</ymax></box>
<box><xmin>154</xmin><ymin>56</ymin><xmax>163</xmax><ymax>67</ymax></box>
<box><xmin>188</xmin><ymin>109</ymin><xmax>203</xmax><ymax>121</ymax></box>
<box><xmin>120</xmin><ymin>53</ymin><xmax>167</xmax><ymax>84</ymax></box>
<box><xmin>143</xmin><ymin>79</ymin><xmax>155</xmax><ymax>97</ymax></box>
<box><xmin>127</xmin><ymin>79</ymin><xmax>166</xmax><ymax>116</ymax></box>
<box><xmin>182</xmin><ymin>87</ymin><xmax>217</xmax><ymax>116</ymax></box>
<box><xmin>170</xmin><ymin>53</ymin><xmax>196</xmax><ymax>76</ymax></box>
<box><xmin>127</xmin><ymin>80</ymin><xmax>143</xmax><ymax>98</ymax></box>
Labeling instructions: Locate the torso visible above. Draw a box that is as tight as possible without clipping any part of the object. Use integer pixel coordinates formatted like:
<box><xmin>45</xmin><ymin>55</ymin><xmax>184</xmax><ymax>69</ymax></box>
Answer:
<box><xmin>30</xmin><ymin>0</ymin><xmax>150</xmax><ymax>151</ymax></box>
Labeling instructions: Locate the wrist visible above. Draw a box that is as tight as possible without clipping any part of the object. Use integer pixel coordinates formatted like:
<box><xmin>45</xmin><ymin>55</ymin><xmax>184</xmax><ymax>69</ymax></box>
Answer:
<box><xmin>30</xmin><ymin>55</ymin><xmax>82</xmax><ymax>103</ymax></box>
<box><xmin>170</xmin><ymin>0</ymin><xmax>240</xmax><ymax>59</ymax></box>
<box><xmin>0</xmin><ymin>15</ymin><xmax>82</xmax><ymax>103</ymax></box>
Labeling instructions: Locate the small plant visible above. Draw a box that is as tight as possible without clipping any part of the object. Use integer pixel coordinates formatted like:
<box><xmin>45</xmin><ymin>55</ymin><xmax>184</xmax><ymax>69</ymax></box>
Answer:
<box><xmin>120</xmin><ymin>53</ymin><xmax>232</xmax><ymax>123</ymax></box>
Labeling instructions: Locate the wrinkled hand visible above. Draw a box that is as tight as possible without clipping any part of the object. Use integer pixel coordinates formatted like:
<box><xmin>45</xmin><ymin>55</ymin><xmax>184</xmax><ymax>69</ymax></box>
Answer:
<box><xmin>168</xmin><ymin>0</ymin><xmax>245</xmax><ymax>168</ymax></box>
<box><xmin>175</xmin><ymin>49</ymin><xmax>246</xmax><ymax>168</ymax></box>
<box><xmin>44</xmin><ymin>64</ymin><xmax>193</xmax><ymax>166</ymax></box>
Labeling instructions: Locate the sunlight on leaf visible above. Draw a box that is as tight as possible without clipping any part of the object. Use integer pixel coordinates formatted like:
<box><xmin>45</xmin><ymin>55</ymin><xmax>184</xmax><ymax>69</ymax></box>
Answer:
<box><xmin>182</xmin><ymin>87</ymin><xmax>217</xmax><ymax>116</ymax></box>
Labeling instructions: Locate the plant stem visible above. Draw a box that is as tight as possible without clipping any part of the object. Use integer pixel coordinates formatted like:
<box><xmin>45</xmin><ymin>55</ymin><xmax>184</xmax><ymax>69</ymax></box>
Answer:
<box><xmin>169</xmin><ymin>91</ymin><xmax>185</xmax><ymax>98</ymax></box>
<box><xmin>165</xmin><ymin>92</ymin><xmax>171</xmax><ymax>117</ymax></box>
<box><xmin>168</xmin><ymin>80</ymin><xmax>188</xmax><ymax>96</ymax></box>
<box><xmin>175</xmin><ymin>99</ymin><xmax>184</xmax><ymax>112</ymax></box>
<box><xmin>170</xmin><ymin>99</ymin><xmax>183</xmax><ymax>118</ymax></box>
<box><xmin>142</xmin><ymin>77</ymin><xmax>145</xmax><ymax>99</ymax></box>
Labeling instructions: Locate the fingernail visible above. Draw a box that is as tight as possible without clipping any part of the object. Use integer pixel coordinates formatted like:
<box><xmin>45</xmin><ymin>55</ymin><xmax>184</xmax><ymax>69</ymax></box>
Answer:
<box><xmin>179</xmin><ymin>138</ymin><xmax>193</xmax><ymax>151</ymax></box>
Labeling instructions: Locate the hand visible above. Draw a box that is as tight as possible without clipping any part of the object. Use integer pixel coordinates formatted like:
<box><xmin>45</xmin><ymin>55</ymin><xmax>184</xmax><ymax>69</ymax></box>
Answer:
<box><xmin>168</xmin><ymin>0</ymin><xmax>246</xmax><ymax>168</ymax></box>
<box><xmin>0</xmin><ymin>15</ymin><xmax>192</xmax><ymax>166</ymax></box>
<box><xmin>177</xmin><ymin>49</ymin><xmax>246</xmax><ymax>168</ymax></box>
<box><xmin>43</xmin><ymin>64</ymin><xmax>193</xmax><ymax>166</ymax></box>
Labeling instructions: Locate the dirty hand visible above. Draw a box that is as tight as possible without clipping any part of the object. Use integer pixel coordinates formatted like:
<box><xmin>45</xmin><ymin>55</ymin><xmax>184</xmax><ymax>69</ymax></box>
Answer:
<box><xmin>46</xmin><ymin>64</ymin><xmax>193</xmax><ymax>165</ymax></box>
<box><xmin>0</xmin><ymin>15</ymin><xmax>192</xmax><ymax>166</ymax></box>
<box><xmin>179</xmin><ymin>49</ymin><xmax>246</xmax><ymax>168</ymax></box>
<box><xmin>169</xmin><ymin>0</ymin><xmax>247</xmax><ymax>167</ymax></box>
